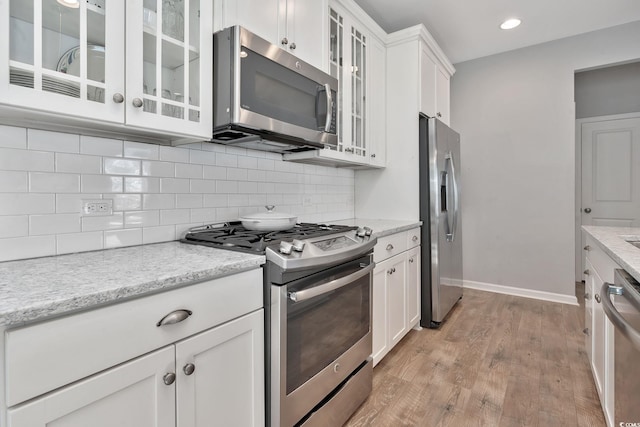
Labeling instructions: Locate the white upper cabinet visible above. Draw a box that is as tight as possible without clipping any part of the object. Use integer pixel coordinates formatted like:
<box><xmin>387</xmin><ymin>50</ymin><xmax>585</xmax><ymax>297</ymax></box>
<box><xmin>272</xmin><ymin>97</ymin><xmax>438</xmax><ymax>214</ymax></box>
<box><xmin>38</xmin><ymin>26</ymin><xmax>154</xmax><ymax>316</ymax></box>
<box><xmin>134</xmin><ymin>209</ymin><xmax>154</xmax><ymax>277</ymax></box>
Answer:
<box><xmin>1</xmin><ymin>0</ymin><xmax>213</xmax><ymax>141</ymax></box>
<box><xmin>420</xmin><ymin>40</ymin><xmax>451</xmax><ymax>125</ymax></box>
<box><xmin>215</xmin><ymin>0</ymin><xmax>326</xmax><ymax>70</ymax></box>
<box><xmin>284</xmin><ymin>0</ymin><xmax>386</xmax><ymax>168</ymax></box>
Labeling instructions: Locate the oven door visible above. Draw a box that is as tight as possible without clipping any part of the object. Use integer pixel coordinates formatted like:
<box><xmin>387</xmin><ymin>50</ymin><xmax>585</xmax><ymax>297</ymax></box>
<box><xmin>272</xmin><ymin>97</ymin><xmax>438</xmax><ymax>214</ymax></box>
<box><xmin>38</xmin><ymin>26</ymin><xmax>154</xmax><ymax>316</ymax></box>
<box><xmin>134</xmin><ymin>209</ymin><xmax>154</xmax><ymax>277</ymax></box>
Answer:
<box><xmin>270</xmin><ymin>255</ymin><xmax>373</xmax><ymax>427</ymax></box>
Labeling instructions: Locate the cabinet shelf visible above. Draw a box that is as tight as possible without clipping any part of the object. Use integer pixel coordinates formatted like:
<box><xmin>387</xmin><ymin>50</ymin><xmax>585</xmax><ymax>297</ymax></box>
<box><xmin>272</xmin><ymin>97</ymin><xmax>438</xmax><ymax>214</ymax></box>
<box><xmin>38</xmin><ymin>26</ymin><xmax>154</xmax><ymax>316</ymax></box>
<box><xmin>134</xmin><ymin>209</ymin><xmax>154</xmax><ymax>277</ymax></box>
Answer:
<box><xmin>142</xmin><ymin>29</ymin><xmax>199</xmax><ymax>70</ymax></box>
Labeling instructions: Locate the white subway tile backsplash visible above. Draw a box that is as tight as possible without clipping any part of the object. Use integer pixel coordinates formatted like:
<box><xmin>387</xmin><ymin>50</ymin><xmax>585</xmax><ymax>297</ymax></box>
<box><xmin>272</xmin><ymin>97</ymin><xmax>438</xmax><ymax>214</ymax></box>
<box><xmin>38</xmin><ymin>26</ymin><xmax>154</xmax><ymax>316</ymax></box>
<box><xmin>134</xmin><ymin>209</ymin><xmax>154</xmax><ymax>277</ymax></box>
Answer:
<box><xmin>176</xmin><ymin>194</ymin><xmax>203</xmax><ymax>209</ymax></box>
<box><xmin>125</xmin><ymin>210</ymin><xmax>160</xmax><ymax>228</ymax></box>
<box><xmin>82</xmin><ymin>175</ymin><xmax>123</xmax><ymax>193</ymax></box>
<box><xmin>142</xmin><ymin>161</ymin><xmax>176</xmax><ymax>177</ymax></box>
<box><xmin>203</xmin><ymin>166</ymin><xmax>226</xmax><ymax>180</ymax></box>
<box><xmin>30</xmin><ymin>213</ymin><xmax>81</xmax><ymax>235</ymax></box>
<box><xmin>160</xmin><ymin>178</ymin><xmax>190</xmax><ymax>193</ymax></box>
<box><xmin>0</xmin><ymin>127</ymin><xmax>354</xmax><ymax>261</ymax></box>
<box><xmin>143</xmin><ymin>194</ymin><xmax>176</xmax><ymax>210</ymax></box>
<box><xmin>125</xmin><ymin>177</ymin><xmax>160</xmax><ymax>193</ymax></box>
<box><xmin>104</xmin><ymin>194</ymin><xmax>142</xmax><ymax>211</ymax></box>
<box><xmin>56</xmin><ymin>153</ymin><xmax>102</xmax><ymax>174</ymax></box>
<box><xmin>0</xmin><ymin>235</ymin><xmax>56</xmax><ymax>262</ymax></box>
<box><xmin>28</xmin><ymin>130</ymin><xmax>79</xmax><ymax>153</ymax></box>
<box><xmin>80</xmin><ymin>135</ymin><xmax>123</xmax><ymax>157</ymax></box>
<box><xmin>0</xmin><ymin>216</ymin><xmax>28</xmax><ymax>238</ymax></box>
<box><xmin>29</xmin><ymin>172</ymin><xmax>80</xmax><ymax>193</ymax></box>
<box><xmin>0</xmin><ymin>194</ymin><xmax>55</xmax><ymax>215</ymax></box>
<box><xmin>175</xmin><ymin>163</ymin><xmax>203</xmax><ymax>179</ymax></box>
<box><xmin>104</xmin><ymin>228</ymin><xmax>142</xmax><ymax>249</ymax></box>
<box><xmin>0</xmin><ymin>171</ymin><xmax>28</xmax><ymax>192</ymax></box>
<box><xmin>56</xmin><ymin>231</ymin><xmax>104</xmax><ymax>254</ymax></box>
<box><xmin>124</xmin><ymin>141</ymin><xmax>159</xmax><ymax>160</ymax></box>
<box><xmin>104</xmin><ymin>158</ymin><xmax>141</xmax><ymax>176</ymax></box>
<box><xmin>160</xmin><ymin>209</ymin><xmax>190</xmax><ymax>225</ymax></box>
<box><xmin>0</xmin><ymin>125</ymin><xmax>27</xmax><ymax>149</ymax></box>
<box><xmin>0</xmin><ymin>147</ymin><xmax>54</xmax><ymax>172</ymax></box>
<box><xmin>142</xmin><ymin>225</ymin><xmax>176</xmax><ymax>244</ymax></box>
<box><xmin>159</xmin><ymin>145</ymin><xmax>190</xmax><ymax>163</ymax></box>
<box><xmin>82</xmin><ymin>212</ymin><xmax>124</xmax><ymax>232</ymax></box>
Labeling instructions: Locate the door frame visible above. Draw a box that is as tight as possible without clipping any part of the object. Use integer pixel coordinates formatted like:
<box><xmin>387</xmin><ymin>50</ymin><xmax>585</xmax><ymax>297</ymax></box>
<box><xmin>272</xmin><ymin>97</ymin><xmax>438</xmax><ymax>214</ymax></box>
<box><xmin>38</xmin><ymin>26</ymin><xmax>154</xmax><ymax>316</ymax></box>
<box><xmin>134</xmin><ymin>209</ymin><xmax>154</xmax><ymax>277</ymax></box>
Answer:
<box><xmin>574</xmin><ymin>111</ymin><xmax>640</xmax><ymax>281</ymax></box>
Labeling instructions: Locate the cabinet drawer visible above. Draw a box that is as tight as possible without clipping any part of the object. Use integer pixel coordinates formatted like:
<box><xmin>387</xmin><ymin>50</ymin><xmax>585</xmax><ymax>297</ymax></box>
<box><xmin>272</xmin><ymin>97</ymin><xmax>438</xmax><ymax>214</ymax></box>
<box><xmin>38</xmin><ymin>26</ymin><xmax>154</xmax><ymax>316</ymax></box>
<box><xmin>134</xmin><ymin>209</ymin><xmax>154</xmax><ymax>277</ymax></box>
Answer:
<box><xmin>585</xmin><ymin>236</ymin><xmax>618</xmax><ymax>283</ymax></box>
<box><xmin>5</xmin><ymin>268</ymin><xmax>263</xmax><ymax>407</ymax></box>
<box><xmin>406</xmin><ymin>228</ymin><xmax>421</xmax><ymax>249</ymax></box>
<box><xmin>374</xmin><ymin>232</ymin><xmax>407</xmax><ymax>263</ymax></box>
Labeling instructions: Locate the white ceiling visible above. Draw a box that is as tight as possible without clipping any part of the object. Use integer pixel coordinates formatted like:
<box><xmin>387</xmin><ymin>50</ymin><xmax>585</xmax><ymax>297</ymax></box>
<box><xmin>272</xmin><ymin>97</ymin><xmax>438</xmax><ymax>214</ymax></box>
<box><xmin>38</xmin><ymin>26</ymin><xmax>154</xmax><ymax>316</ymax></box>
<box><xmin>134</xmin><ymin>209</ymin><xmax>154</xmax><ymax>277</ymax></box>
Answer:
<box><xmin>353</xmin><ymin>0</ymin><xmax>640</xmax><ymax>64</ymax></box>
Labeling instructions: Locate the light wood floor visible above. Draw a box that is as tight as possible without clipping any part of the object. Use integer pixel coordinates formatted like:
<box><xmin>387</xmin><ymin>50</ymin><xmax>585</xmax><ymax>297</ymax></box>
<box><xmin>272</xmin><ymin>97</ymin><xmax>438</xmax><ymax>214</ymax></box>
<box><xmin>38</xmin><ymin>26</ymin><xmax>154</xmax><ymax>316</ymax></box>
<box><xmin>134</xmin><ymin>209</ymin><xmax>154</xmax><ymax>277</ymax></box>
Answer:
<box><xmin>346</xmin><ymin>284</ymin><xmax>606</xmax><ymax>427</ymax></box>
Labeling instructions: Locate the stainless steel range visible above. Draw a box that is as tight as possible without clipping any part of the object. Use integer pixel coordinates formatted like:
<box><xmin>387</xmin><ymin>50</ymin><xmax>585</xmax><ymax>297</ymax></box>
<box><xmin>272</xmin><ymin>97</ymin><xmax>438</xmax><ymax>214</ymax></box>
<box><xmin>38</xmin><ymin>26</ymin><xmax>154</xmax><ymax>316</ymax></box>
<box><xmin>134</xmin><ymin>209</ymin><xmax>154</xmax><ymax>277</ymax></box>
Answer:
<box><xmin>183</xmin><ymin>222</ymin><xmax>376</xmax><ymax>426</ymax></box>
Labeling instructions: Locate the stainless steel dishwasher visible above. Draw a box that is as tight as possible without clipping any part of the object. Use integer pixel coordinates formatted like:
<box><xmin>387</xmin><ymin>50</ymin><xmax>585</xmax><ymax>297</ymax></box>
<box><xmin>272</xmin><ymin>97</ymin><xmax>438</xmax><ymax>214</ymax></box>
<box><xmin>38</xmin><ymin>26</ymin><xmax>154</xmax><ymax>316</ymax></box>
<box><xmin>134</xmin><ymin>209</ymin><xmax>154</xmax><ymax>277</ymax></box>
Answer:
<box><xmin>601</xmin><ymin>269</ymin><xmax>640</xmax><ymax>425</ymax></box>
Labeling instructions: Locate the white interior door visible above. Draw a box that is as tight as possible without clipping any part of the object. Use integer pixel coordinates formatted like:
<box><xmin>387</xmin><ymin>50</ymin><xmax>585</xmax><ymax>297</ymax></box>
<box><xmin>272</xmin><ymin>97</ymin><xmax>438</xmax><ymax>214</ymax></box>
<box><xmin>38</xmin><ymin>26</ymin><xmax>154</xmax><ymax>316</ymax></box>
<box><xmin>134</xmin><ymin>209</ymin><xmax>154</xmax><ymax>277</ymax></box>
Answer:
<box><xmin>580</xmin><ymin>115</ymin><xmax>640</xmax><ymax>274</ymax></box>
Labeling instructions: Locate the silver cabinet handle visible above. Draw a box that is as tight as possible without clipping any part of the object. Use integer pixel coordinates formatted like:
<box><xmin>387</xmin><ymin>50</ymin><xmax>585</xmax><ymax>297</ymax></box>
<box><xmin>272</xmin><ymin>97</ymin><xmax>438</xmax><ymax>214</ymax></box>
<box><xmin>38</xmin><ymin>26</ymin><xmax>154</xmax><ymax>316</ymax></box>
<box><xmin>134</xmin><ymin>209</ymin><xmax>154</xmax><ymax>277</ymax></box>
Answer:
<box><xmin>584</xmin><ymin>245</ymin><xmax>591</xmax><ymax>251</ymax></box>
<box><xmin>281</xmin><ymin>37</ymin><xmax>288</xmax><ymax>45</ymax></box>
<box><xmin>183</xmin><ymin>363</ymin><xmax>195</xmax><ymax>376</ymax></box>
<box><xmin>584</xmin><ymin>293</ymin><xmax>590</xmax><ymax>300</ymax></box>
<box><xmin>594</xmin><ymin>294</ymin><xmax>601</xmax><ymax>303</ymax></box>
<box><xmin>583</xmin><ymin>328</ymin><xmax>589</xmax><ymax>336</ymax></box>
<box><xmin>132</xmin><ymin>97</ymin><xmax>143</xmax><ymax>108</ymax></box>
<box><xmin>288</xmin><ymin>263</ymin><xmax>374</xmax><ymax>302</ymax></box>
<box><xmin>436</xmin><ymin>112</ymin><xmax>442</xmax><ymax>118</ymax></box>
<box><xmin>112</xmin><ymin>93</ymin><xmax>124</xmax><ymax>104</ymax></box>
<box><xmin>387</xmin><ymin>267</ymin><xmax>396</xmax><ymax>275</ymax></box>
<box><xmin>157</xmin><ymin>309</ymin><xmax>192</xmax><ymax>327</ymax></box>
<box><xmin>163</xmin><ymin>373</ymin><xmax>176</xmax><ymax>385</ymax></box>
<box><xmin>344</xmin><ymin>147</ymin><xmax>354</xmax><ymax>153</ymax></box>
<box><xmin>584</xmin><ymin>269</ymin><xmax>590</xmax><ymax>276</ymax></box>
<box><xmin>290</xmin><ymin>42</ymin><xmax>296</xmax><ymax>50</ymax></box>
<box><xmin>412</xmin><ymin>235</ymin><xmax>418</xmax><ymax>242</ymax></box>
<box><xmin>409</xmin><ymin>258</ymin><xmax>414</xmax><ymax>263</ymax></box>
<box><xmin>601</xmin><ymin>282</ymin><xmax>640</xmax><ymax>351</ymax></box>
<box><xmin>584</xmin><ymin>208</ymin><xmax>592</xmax><ymax>213</ymax></box>
<box><xmin>371</xmin><ymin>153</ymin><xmax>376</xmax><ymax>158</ymax></box>
<box><xmin>386</xmin><ymin>244</ymin><xmax>394</xmax><ymax>251</ymax></box>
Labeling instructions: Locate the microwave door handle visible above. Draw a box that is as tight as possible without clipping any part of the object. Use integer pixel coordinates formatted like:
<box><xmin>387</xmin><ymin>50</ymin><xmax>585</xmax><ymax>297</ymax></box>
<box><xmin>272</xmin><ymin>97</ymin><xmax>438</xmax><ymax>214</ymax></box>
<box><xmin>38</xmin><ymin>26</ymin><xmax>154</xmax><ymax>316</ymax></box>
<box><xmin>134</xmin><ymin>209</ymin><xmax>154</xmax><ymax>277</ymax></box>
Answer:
<box><xmin>288</xmin><ymin>263</ymin><xmax>374</xmax><ymax>302</ymax></box>
<box><xmin>601</xmin><ymin>282</ymin><xmax>640</xmax><ymax>351</ymax></box>
<box><xmin>323</xmin><ymin>83</ymin><xmax>332</xmax><ymax>132</ymax></box>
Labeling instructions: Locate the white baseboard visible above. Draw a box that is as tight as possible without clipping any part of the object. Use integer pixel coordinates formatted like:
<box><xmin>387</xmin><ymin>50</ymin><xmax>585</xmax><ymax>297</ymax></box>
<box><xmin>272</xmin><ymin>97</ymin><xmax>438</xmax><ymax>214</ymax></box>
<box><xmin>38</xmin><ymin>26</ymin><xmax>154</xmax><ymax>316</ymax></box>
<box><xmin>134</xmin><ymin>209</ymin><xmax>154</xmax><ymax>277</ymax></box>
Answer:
<box><xmin>463</xmin><ymin>280</ymin><xmax>579</xmax><ymax>306</ymax></box>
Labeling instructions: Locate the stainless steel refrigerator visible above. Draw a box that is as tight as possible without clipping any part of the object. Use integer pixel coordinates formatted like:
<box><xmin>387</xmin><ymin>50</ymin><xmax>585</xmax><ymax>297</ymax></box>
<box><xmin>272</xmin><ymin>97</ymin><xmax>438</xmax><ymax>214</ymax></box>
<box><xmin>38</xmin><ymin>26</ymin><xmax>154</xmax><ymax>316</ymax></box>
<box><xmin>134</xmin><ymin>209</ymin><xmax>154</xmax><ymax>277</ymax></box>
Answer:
<box><xmin>419</xmin><ymin>115</ymin><xmax>463</xmax><ymax>328</ymax></box>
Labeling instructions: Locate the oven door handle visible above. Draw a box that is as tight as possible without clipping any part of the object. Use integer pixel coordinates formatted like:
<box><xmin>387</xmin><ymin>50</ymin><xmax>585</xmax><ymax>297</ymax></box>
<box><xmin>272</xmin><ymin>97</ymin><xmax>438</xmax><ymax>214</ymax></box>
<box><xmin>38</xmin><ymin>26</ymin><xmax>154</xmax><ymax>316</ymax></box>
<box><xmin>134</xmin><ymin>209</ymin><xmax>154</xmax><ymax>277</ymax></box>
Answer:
<box><xmin>288</xmin><ymin>263</ymin><xmax>374</xmax><ymax>302</ymax></box>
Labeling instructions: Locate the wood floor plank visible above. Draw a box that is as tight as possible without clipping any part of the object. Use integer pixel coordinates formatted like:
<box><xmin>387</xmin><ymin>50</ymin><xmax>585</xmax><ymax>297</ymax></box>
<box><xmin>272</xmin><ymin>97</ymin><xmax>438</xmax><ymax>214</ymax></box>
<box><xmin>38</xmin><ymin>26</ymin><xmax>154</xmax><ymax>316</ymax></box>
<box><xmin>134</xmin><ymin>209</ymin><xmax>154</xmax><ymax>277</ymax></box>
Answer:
<box><xmin>346</xmin><ymin>284</ymin><xmax>605</xmax><ymax>427</ymax></box>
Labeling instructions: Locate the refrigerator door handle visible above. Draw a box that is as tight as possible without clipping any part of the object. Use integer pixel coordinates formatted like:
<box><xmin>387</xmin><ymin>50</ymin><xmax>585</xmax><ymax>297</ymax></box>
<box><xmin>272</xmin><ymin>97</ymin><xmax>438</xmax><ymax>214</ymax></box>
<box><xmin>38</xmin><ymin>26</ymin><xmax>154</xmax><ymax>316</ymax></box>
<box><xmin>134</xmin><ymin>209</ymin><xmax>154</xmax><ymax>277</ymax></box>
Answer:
<box><xmin>440</xmin><ymin>168</ymin><xmax>451</xmax><ymax>238</ymax></box>
<box><xmin>448</xmin><ymin>152</ymin><xmax>459</xmax><ymax>242</ymax></box>
<box><xmin>444</xmin><ymin>153</ymin><xmax>457</xmax><ymax>242</ymax></box>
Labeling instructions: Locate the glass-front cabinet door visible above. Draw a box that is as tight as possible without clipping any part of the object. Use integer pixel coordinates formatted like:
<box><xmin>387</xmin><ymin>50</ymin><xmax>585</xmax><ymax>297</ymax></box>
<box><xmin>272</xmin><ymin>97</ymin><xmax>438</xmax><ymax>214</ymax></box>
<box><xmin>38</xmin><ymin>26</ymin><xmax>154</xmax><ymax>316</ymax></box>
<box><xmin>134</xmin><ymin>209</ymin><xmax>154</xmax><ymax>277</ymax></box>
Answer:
<box><xmin>2</xmin><ymin>0</ymin><xmax>125</xmax><ymax>122</ymax></box>
<box><xmin>125</xmin><ymin>0</ymin><xmax>212</xmax><ymax>138</ymax></box>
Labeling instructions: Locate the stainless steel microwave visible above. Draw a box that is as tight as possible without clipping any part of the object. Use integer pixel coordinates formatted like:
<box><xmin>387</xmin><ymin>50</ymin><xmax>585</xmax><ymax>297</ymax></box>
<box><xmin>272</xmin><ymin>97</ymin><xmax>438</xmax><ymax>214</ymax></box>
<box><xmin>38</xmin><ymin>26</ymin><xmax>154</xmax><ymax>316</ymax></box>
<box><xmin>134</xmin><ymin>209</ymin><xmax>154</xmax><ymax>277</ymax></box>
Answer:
<box><xmin>212</xmin><ymin>26</ymin><xmax>338</xmax><ymax>153</ymax></box>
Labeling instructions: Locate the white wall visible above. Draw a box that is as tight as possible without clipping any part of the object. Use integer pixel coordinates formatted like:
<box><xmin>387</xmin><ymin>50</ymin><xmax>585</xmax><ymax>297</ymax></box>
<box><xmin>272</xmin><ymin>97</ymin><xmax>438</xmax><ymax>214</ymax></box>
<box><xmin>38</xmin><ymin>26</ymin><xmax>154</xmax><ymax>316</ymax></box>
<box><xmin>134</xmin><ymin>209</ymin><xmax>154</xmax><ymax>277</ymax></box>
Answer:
<box><xmin>451</xmin><ymin>21</ymin><xmax>640</xmax><ymax>297</ymax></box>
<box><xmin>0</xmin><ymin>126</ymin><xmax>354</xmax><ymax>262</ymax></box>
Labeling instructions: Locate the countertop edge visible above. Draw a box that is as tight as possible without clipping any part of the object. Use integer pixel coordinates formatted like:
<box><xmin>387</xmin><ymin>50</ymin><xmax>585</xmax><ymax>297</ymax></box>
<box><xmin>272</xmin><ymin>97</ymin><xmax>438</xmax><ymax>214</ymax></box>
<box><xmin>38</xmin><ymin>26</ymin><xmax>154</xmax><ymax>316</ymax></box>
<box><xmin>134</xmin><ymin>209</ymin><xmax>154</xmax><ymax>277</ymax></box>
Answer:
<box><xmin>582</xmin><ymin>226</ymin><xmax>640</xmax><ymax>283</ymax></box>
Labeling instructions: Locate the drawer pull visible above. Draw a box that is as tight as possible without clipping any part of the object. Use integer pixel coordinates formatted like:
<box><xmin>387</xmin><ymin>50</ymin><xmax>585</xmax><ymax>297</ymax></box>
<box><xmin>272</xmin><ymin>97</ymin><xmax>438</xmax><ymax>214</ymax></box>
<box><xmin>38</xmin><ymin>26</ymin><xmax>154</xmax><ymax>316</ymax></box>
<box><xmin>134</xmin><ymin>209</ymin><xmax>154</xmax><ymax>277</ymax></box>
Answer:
<box><xmin>412</xmin><ymin>235</ymin><xmax>418</xmax><ymax>242</ymax></box>
<box><xmin>583</xmin><ymin>328</ymin><xmax>589</xmax><ymax>336</ymax></box>
<box><xmin>584</xmin><ymin>269</ymin><xmax>590</xmax><ymax>276</ymax></box>
<box><xmin>594</xmin><ymin>294</ymin><xmax>601</xmax><ymax>303</ymax></box>
<box><xmin>584</xmin><ymin>293</ymin><xmax>590</xmax><ymax>300</ymax></box>
<box><xmin>183</xmin><ymin>363</ymin><xmax>196</xmax><ymax>376</ymax></box>
<box><xmin>163</xmin><ymin>372</ymin><xmax>176</xmax><ymax>385</ymax></box>
<box><xmin>157</xmin><ymin>309</ymin><xmax>193</xmax><ymax>327</ymax></box>
<box><xmin>584</xmin><ymin>245</ymin><xmax>591</xmax><ymax>251</ymax></box>
<box><xmin>409</xmin><ymin>258</ymin><xmax>414</xmax><ymax>263</ymax></box>
<box><xmin>386</xmin><ymin>244</ymin><xmax>394</xmax><ymax>251</ymax></box>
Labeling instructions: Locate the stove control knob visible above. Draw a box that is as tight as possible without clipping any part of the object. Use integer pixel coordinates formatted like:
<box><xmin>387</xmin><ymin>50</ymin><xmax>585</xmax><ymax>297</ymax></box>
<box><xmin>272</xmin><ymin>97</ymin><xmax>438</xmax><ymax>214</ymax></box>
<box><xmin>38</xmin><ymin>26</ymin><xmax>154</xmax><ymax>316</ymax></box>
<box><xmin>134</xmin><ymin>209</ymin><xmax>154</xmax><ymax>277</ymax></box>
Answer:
<box><xmin>279</xmin><ymin>241</ymin><xmax>293</xmax><ymax>255</ymax></box>
<box><xmin>292</xmin><ymin>239</ymin><xmax>305</xmax><ymax>252</ymax></box>
<box><xmin>364</xmin><ymin>227</ymin><xmax>373</xmax><ymax>236</ymax></box>
<box><xmin>356</xmin><ymin>227</ymin><xmax>367</xmax><ymax>238</ymax></box>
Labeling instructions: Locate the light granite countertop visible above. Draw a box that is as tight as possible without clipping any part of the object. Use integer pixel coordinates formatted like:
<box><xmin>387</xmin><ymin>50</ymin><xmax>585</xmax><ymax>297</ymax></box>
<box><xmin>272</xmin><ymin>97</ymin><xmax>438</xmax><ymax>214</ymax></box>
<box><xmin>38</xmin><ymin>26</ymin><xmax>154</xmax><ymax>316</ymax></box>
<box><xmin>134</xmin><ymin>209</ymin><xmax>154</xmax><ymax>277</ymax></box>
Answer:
<box><xmin>331</xmin><ymin>218</ymin><xmax>422</xmax><ymax>238</ymax></box>
<box><xmin>582</xmin><ymin>226</ymin><xmax>640</xmax><ymax>283</ymax></box>
<box><xmin>0</xmin><ymin>242</ymin><xmax>265</xmax><ymax>328</ymax></box>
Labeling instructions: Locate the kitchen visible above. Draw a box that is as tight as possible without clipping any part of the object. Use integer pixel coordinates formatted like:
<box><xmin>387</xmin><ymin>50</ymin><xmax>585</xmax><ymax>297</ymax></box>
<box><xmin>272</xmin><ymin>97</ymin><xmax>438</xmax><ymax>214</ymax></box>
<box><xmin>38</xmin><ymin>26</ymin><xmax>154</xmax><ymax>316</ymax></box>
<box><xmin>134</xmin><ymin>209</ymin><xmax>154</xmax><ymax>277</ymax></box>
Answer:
<box><xmin>1</xmin><ymin>0</ymin><xmax>640</xmax><ymax>426</ymax></box>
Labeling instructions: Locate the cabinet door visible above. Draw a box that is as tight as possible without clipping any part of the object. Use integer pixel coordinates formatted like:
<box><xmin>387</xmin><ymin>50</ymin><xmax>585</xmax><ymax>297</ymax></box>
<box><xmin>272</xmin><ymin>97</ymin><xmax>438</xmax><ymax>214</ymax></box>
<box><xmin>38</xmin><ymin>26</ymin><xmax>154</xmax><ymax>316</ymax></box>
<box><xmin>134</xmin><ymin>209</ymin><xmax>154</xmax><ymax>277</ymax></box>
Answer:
<box><xmin>220</xmin><ymin>0</ymin><xmax>280</xmax><ymax>43</ymax></box>
<box><xmin>435</xmin><ymin>65</ymin><xmax>450</xmax><ymax>124</ymax></box>
<box><xmin>372</xmin><ymin>258</ymin><xmax>390</xmax><ymax>366</ymax></box>
<box><xmin>1</xmin><ymin>0</ymin><xmax>125</xmax><ymax>122</ymax></box>
<box><xmin>584</xmin><ymin>259</ymin><xmax>594</xmax><ymax>364</ymax></box>
<box><xmin>125</xmin><ymin>0</ymin><xmax>213</xmax><ymax>138</ymax></box>
<box><xmin>406</xmin><ymin>246</ymin><xmax>421</xmax><ymax>327</ymax></box>
<box><xmin>176</xmin><ymin>310</ymin><xmax>265</xmax><ymax>427</ymax></box>
<box><xmin>419</xmin><ymin>43</ymin><xmax>436</xmax><ymax>118</ymax></box>
<box><xmin>367</xmin><ymin>35</ymin><xmax>386</xmax><ymax>167</ymax></box>
<box><xmin>7</xmin><ymin>346</ymin><xmax>175</xmax><ymax>427</ymax></box>
<box><xmin>387</xmin><ymin>255</ymin><xmax>407</xmax><ymax>347</ymax></box>
<box><xmin>279</xmin><ymin>0</ymin><xmax>326</xmax><ymax>70</ymax></box>
<box><xmin>590</xmin><ymin>262</ymin><xmax>605</xmax><ymax>399</ymax></box>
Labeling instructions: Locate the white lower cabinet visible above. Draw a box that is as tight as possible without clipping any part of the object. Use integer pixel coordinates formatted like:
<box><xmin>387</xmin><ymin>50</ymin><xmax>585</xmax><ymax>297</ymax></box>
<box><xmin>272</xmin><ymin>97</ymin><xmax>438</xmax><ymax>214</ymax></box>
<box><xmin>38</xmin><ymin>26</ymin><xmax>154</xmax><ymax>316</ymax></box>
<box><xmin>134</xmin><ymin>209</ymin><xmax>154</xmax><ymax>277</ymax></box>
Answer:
<box><xmin>372</xmin><ymin>227</ymin><xmax>421</xmax><ymax>366</ymax></box>
<box><xmin>3</xmin><ymin>269</ymin><xmax>265</xmax><ymax>427</ymax></box>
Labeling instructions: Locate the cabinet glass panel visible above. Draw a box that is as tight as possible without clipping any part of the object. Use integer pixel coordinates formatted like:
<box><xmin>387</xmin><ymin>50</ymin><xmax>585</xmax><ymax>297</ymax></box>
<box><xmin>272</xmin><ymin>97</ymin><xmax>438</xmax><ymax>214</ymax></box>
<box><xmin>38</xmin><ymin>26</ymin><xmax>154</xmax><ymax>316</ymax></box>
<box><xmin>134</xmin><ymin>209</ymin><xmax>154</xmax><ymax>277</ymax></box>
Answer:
<box><xmin>351</xmin><ymin>27</ymin><xmax>365</xmax><ymax>155</ymax></box>
<box><xmin>328</xmin><ymin>8</ymin><xmax>343</xmax><ymax>152</ymax></box>
<box><xmin>9</xmin><ymin>0</ymin><xmax>107</xmax><ymax>103</ymax></box>
<box><xmin>141</xmin><ymin>0</ymin><xmax>200</xmax><ymax>122</ymax></box>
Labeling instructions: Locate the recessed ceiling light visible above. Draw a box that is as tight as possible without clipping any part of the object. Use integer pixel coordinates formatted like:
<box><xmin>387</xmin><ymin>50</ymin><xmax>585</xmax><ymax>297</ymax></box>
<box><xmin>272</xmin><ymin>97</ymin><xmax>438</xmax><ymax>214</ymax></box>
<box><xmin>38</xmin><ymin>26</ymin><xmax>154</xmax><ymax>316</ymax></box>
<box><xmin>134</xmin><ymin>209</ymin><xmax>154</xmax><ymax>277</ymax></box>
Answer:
<box><xmin>57</xmin><ymin>0</ymin><xmax>80</xmax><ymax>8</ymax></box>
<box><xmin>500</xmin><ymin>18</ymin><xmax>521</xmax><ymax>30</ymax></box>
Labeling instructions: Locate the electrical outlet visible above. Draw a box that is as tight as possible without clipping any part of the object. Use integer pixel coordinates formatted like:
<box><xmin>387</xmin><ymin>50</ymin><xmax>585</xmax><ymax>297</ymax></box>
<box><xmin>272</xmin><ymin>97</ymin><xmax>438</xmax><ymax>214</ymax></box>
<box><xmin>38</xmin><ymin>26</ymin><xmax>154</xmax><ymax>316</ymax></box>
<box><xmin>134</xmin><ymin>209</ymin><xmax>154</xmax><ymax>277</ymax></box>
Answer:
<box><xmin>82</xmin><ymin>199</ymin><xmax>113</xmax><ymax>216</ymax></box>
